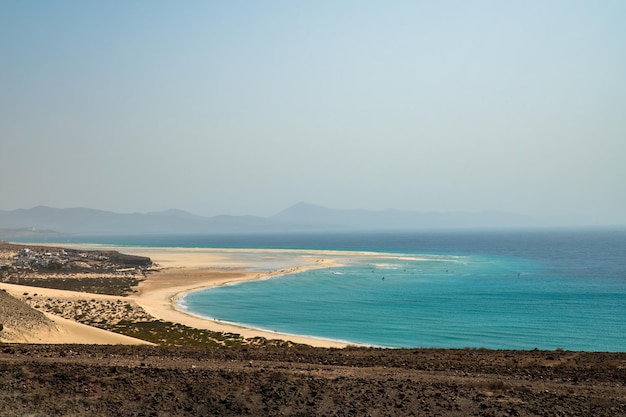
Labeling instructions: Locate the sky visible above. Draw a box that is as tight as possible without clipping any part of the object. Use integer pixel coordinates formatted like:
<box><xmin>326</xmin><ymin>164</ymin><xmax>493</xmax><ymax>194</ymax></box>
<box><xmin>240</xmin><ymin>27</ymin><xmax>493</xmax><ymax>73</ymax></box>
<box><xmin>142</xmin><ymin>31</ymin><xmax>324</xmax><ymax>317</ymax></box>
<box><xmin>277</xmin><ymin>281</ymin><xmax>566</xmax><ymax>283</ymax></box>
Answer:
<box><xmin>1</xmin><ymin>1</ymin><xmax>625</xmax><ymax>225</ymax></box>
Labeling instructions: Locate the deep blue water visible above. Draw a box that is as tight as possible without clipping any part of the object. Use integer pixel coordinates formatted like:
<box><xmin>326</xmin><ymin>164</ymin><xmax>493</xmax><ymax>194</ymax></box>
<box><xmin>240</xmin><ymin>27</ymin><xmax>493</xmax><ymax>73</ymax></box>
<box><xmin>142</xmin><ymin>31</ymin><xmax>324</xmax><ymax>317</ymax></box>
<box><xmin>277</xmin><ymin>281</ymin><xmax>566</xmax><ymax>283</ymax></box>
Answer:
<box><xmin>14</xmin><ymin>229</ymin><xmax>626</xmax><ymax>350</ymax></box>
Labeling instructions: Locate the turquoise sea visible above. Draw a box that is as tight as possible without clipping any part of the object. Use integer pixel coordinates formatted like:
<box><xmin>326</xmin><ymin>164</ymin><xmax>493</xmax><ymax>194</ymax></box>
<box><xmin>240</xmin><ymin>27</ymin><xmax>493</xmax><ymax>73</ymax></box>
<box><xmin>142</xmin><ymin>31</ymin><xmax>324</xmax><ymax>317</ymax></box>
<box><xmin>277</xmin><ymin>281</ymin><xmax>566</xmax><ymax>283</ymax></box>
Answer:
<box><xmin>16</xmin><ymin>229</ymin><xmax>626</xmax><ymax>351</ymax></box>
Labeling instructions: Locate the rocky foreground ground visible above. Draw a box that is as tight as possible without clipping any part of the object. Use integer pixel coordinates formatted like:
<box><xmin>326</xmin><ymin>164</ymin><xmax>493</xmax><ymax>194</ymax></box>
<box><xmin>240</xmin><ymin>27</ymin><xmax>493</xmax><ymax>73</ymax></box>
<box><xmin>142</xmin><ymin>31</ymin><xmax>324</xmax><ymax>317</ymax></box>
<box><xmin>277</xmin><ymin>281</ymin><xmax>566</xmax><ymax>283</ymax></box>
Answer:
<box><xmin>0</xmin><ymin>344</ymin><xmax>625</xmax><ymax>416</ymax></box>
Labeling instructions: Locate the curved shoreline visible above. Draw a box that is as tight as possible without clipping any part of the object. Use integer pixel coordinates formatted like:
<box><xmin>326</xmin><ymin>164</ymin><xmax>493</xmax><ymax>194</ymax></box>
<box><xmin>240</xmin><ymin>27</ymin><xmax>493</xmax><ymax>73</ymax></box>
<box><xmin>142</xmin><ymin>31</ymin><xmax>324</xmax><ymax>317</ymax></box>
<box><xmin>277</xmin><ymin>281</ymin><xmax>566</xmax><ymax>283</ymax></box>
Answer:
<box><xmin>120</xmin><ymin>246</ymin><xmax>369</xmax><ymax>348</ymax></box>
<box><xmin>171</xmin><ymin>289</ymin><xmax>361</xmax><ymax>348</ymax></box>
<box><xmin>7</xmin><ymin>243</ymin><xmax>424</xmax><ymax>348</ymax></box>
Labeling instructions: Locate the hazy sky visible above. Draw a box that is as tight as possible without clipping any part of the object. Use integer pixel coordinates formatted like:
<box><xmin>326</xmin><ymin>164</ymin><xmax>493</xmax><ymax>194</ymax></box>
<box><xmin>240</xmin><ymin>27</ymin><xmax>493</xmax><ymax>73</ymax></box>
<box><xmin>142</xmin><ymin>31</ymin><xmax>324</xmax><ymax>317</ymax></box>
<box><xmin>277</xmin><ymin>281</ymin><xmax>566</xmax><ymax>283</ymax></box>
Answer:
<box><xmin>1</xmin><ymin>1</ymin><xmax>625</xmax><ymax>224</ymax></box>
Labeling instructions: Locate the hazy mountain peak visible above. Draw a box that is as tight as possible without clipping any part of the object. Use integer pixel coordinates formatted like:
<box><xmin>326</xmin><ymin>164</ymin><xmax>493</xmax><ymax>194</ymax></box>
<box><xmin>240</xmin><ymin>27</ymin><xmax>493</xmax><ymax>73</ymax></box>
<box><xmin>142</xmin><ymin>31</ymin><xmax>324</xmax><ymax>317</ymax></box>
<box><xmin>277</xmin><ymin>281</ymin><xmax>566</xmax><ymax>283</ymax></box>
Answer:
<box><xmin>0</xmin><ymin>202</ymin><xmax>550</xmax><ymax>238</ymax></box>
<box><xmin>274</xmin><ymin>202</ymin><xmax>328</xmax><ymax>215</ymax></box>
<box><xmin>146</xmin><ymin>209</ymin><xmax>201</xmax><ymax>219</ymax></box>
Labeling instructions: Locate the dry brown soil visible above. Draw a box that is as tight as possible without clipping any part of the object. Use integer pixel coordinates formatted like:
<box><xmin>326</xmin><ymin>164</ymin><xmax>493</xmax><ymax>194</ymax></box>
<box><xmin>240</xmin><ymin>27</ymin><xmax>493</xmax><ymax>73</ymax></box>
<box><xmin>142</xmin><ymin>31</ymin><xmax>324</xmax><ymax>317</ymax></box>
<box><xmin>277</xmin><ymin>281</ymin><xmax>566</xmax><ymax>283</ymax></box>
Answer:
<box><xmin>0</xmin><ymin>344</ymin><xmax>624</xmax><ymax>417</ymax></box>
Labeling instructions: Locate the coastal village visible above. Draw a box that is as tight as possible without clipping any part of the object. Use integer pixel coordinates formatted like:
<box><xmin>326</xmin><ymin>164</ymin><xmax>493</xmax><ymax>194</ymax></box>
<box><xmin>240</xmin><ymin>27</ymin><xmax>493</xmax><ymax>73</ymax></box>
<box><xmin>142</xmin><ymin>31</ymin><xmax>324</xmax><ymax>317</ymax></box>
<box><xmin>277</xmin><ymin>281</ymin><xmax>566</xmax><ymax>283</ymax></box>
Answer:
<box><xmin>0</xmin><ymin>242</ymin><xmax>150</xmax><ymax>275</ymax></box>
<box><xmin>5</xmin><ymin>246</ymin><xmax>107</xmax><ymax>271</ymax></box>
<box><xmin>0</xmin><ymin>242</ymin><xmax>152</xmax><ymax>297</ymax></box>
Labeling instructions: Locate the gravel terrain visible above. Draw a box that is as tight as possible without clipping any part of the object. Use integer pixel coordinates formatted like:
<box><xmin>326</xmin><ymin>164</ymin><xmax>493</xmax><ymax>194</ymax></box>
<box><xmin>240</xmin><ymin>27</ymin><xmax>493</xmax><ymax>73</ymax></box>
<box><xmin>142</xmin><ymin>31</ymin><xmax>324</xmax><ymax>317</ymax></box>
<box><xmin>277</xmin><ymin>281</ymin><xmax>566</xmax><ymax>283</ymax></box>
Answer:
<box><xmin>0</xmin><ymin>344</ymin><xmax>624</xmax><ymax>416</ymax></box>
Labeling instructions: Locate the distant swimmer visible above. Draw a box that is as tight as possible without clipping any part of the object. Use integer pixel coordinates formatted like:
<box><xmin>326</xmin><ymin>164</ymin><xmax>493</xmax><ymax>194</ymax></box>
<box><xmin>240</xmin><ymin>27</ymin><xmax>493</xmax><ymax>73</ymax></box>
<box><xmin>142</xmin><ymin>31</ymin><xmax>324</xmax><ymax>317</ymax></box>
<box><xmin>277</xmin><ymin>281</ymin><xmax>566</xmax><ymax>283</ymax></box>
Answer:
<box><xmin>382</xmin><ymin>276</ymin><xmax>385</xmax><ymax>280</ymax></box>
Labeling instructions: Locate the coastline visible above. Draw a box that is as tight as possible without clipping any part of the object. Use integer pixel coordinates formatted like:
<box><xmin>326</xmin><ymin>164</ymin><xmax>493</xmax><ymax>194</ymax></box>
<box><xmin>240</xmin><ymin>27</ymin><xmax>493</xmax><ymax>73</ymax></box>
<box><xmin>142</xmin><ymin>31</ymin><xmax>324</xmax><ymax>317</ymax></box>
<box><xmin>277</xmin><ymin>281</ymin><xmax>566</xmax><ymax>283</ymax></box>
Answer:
<box><xmin>111</xmin><ymin>246</ymin><xmax>390</xmax><ymax>348</ymax></box>
<box><xmin>114</xmin><ymin>246</ymin><xmax>430</xmax><ymax>348</ymax></box>
<box><xmin>2</xmin><ymin>242</ymin><xmax>423</xmax><ymax>348</ymax></box>
<box><xmin>129</xmin><ymin>266</ymin><xmax>351</xmax><ymax>348</ymax></box>
<box><xmin>127</xmin><ymin>249</ymin><xmax>348</xmax><ymax>347</ymax></box>
<box><xmin>2</xmin><ymin>243</ymin><xmax>626</xmax><ymax>415</ymax></box>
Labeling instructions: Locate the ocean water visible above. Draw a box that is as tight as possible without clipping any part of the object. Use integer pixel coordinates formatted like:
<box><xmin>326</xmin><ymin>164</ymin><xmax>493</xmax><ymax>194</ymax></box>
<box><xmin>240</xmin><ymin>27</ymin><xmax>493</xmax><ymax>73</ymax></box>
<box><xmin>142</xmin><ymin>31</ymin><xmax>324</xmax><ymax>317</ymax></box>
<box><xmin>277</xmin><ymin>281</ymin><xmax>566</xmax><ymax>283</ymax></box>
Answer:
<box><xmin>15</xmin><ymin>229</ymin><xmax>626</xmax><ymax>351</ymax></box>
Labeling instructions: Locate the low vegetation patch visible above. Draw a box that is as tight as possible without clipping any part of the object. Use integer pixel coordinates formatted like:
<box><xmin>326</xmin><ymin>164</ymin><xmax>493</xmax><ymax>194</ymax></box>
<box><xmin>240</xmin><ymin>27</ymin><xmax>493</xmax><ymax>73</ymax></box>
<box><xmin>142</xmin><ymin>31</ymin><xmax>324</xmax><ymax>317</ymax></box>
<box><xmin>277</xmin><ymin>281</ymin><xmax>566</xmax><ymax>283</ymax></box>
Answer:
<box><xmin>5</xmin><ymin>276</ymin><xmax>141</xmax><ymax>296</ymax></box>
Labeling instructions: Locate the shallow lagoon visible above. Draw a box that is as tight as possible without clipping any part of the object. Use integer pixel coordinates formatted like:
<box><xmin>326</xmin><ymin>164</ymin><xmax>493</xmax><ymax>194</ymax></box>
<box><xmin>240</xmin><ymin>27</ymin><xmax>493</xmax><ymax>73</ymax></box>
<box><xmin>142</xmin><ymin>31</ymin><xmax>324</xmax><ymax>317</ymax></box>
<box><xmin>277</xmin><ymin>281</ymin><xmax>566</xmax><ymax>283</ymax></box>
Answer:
<box><xmin>182</xmin><ymin>248</ymin><xmax>626</xmax><ymax>350</ymax></box>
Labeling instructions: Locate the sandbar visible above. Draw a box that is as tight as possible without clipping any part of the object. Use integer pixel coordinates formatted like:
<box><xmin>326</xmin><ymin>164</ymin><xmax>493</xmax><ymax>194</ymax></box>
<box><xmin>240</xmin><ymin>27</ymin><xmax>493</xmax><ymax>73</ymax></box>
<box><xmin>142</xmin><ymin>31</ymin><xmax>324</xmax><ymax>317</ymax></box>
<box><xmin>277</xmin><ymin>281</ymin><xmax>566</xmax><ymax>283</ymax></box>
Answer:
<box><xmin>116</xmin><ymin>246</ymin><xmax>418</xmax><ymax>348</ymax></box>
<box><xmin>122</xmin><ymin>247</ymin><xmax>364</xmax><ymax>348</ymax></box>
<box><xmin>5</xmin><ymin>243</ymin><xmax>422</xmax><ymax>347</ymax></box>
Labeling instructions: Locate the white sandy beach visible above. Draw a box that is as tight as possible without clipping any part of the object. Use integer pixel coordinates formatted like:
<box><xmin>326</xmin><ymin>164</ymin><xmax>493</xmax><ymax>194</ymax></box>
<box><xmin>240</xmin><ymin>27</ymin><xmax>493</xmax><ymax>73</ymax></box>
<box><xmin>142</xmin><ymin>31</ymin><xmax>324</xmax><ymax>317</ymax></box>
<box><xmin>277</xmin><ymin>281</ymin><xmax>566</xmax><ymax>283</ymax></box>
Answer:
<box><xmin>123</xmin><ymin>247</ymin><xmax>356</xmax><ymax>348</ymax></box>
<box><xmin>2</xmin><ymin>243</ymin><xmax>423</xmax><ymax>347</ymax></box>
<box><xmin>121</xmin><ymin>247</ymin><xmax>424</xmax><ymax>347</ymax></box>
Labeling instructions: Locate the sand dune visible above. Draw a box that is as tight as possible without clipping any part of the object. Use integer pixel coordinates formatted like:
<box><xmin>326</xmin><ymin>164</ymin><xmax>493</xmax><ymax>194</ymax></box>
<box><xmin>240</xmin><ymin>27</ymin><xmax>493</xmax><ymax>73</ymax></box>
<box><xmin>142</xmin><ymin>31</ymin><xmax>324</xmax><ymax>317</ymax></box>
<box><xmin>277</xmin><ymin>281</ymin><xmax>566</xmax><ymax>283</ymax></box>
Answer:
<box><xmin>0</xmin><ymin>283</ymin><xmax>152</xmax><ymax>345</ymax></box>
<box><xmin>42</xmin><ymin>312</ymin><xmax>154</xmax><ymax>345</ymax></box>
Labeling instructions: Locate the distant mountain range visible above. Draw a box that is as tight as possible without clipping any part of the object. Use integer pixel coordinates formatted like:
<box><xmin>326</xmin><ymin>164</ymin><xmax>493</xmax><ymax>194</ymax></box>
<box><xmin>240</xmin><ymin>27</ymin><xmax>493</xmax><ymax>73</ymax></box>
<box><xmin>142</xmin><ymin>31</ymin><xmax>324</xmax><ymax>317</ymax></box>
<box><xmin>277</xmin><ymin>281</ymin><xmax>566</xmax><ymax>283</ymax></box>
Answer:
<box><xmin>0</xmin><ymin>202</ymin><xmax>542</xmax><ymax>237</ymax></box>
